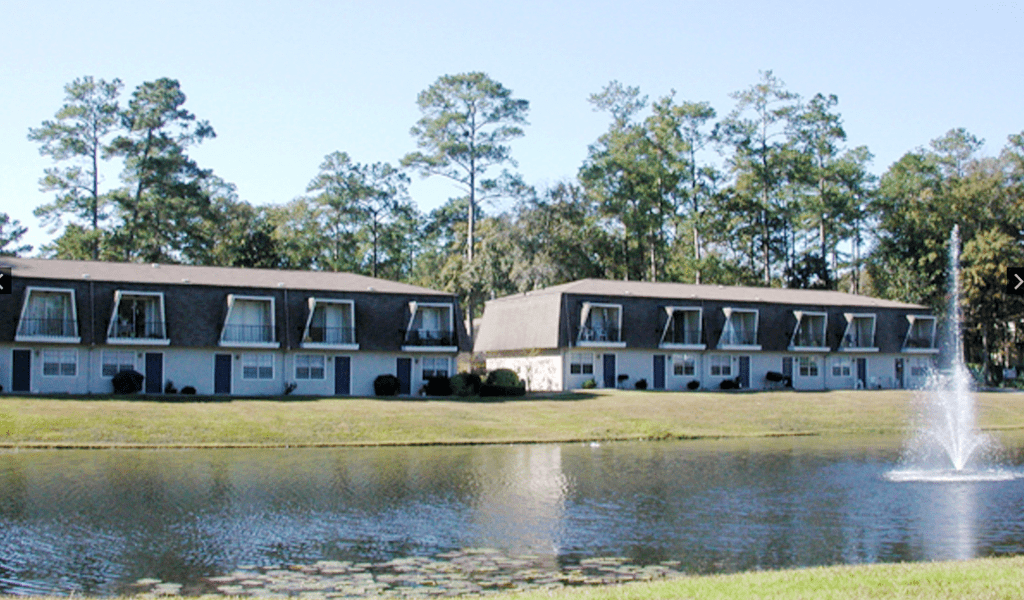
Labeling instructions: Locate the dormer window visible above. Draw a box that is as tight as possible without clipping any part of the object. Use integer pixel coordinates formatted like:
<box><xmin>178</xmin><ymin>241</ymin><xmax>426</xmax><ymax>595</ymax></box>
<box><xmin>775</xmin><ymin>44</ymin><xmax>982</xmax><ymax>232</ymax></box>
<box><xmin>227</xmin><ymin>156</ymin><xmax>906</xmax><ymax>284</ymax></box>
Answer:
<box><xmin>660</xmin><ymin>307</ymin><xmax>705</xmax><ymax>349</ymax></box>
<box><xmin>16</xmin><ymin>287</ymin><xmax>80</xmax><ymax>343</ymax></box>
<box><xmin>107</xmin><ymin>291</ymin><xmax>169</xmax><ymax>345</ymax></box>
<box><xmin>577</xmin><ymin>302</ymin><xmax>625</xmax><ymax>347</ymax></box>
<box><xmin>220</xmin><ymin>295</ymin><xmax>278</xmax><ymax>348</ymax></box>
<box><xmin>718</xmin><ymin>308</ymin><xmax>760</xmax><ymax>349</ymax></box>
<box><xmin>790</xmin><ymin>311</ymin><xmax>827</xmax><ymax>351</ymax></box>
<box><xmin>302</xmin><ymin>298</ymin><xmax>357</xmax><ymax>349</ymax></box>
<box><xmin>840</xmin><ymin>314</ymin><xmax>877</xmax><ymax>351</ymax></box>
<box><xmin>903</xmin><ymin>315</ymin><xmax>938</xmax><ymax>353</ymax></box>
<box><xmin>403</xmin><ymin>302</ymin><xmax>456</xmax><ymax>350</ymax></box>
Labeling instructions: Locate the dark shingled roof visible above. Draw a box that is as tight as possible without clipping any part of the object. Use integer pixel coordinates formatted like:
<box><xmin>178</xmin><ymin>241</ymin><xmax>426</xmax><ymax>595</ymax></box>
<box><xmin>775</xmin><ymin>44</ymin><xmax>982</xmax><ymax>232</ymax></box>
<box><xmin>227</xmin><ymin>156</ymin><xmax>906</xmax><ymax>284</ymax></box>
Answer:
<box><xmin>1</xmin><ymin>257</ymin><xmax>452</xmax><ymax>296</ymax></box>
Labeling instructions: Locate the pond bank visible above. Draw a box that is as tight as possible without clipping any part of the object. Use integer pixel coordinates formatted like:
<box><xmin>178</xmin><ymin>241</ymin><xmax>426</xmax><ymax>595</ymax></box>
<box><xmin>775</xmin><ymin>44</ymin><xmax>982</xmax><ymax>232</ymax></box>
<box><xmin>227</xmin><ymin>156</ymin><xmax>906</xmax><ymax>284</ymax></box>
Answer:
<box><xmin>3</xmin><ymin>389</ymin><xmax>1024</xmax><ymax>448</ymax></box>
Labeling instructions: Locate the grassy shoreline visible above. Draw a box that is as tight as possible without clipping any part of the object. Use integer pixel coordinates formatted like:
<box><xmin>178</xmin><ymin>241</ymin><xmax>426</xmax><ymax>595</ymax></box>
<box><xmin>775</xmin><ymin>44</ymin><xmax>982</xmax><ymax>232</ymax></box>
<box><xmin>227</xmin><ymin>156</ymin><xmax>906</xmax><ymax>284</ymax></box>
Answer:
<box><xmin>3</xmin><ymin>389</ymin><xmax>1024</xmax><ymax>448</ymax></box>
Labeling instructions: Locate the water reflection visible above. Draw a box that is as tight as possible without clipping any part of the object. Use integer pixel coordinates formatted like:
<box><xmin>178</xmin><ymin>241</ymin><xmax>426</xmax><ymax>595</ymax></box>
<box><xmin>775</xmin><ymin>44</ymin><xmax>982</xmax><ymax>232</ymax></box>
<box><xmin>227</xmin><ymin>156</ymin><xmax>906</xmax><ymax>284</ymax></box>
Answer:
<box><xmin>1</xmin><ymin>439</ymin><xmax>1023</xmax><ymax>596</ymax></box>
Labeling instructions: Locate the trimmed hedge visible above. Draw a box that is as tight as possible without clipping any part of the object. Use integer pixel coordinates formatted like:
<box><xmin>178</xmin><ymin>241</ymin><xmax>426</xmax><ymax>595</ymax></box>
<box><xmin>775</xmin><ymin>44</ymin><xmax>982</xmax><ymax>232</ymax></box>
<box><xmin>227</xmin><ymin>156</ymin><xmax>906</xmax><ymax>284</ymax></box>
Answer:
<box><xmin>374</xmin><ymin>374</ymin><xmax>400</xmax><ymax>396</ymax></box>
<box><xmin>450</xmin><ymin>373</ymin><xmax>482</xmax><ymax>397</ymax></box>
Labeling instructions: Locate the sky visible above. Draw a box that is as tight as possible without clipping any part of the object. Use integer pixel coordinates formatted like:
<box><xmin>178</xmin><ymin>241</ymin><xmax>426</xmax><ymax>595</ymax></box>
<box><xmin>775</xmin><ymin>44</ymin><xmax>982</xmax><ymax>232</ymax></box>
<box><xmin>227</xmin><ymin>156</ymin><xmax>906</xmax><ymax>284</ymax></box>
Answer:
<box><xmin>2</xmin><ymin>0</ymin><xmax>1022</xmax><ymax>255</ymax></box>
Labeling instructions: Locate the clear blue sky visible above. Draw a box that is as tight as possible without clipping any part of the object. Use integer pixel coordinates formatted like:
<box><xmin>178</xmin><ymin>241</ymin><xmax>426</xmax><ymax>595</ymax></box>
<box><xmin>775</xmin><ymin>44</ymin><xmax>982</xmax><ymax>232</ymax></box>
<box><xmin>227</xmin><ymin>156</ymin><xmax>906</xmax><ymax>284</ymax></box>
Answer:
<box><xmin>2</xmin><ymin>0</ymin><xmax>1022</xmax><ymax>254</ymax></box>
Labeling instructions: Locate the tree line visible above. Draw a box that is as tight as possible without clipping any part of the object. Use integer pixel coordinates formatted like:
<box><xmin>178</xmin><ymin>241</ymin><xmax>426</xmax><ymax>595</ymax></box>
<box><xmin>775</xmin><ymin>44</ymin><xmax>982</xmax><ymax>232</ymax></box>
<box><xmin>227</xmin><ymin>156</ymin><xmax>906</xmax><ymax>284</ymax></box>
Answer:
<box><xmin>5</xmin><ymin>72</ymin><xmax>1024</xmax><ymax>381</ymax></box>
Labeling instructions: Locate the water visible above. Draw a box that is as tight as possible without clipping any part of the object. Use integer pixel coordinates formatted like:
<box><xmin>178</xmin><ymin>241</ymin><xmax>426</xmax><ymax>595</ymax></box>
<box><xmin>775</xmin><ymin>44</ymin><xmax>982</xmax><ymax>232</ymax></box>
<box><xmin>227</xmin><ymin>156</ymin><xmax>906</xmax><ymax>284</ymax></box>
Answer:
<box><xmin>2</xmin><ymin>439</ymin><xmax>1024</xmax><ymax>596</ymax></box>
<box><xmin>888</xmin><ymin>226</ymin><xmax>1006</xmax><ymax>481</ymax></box>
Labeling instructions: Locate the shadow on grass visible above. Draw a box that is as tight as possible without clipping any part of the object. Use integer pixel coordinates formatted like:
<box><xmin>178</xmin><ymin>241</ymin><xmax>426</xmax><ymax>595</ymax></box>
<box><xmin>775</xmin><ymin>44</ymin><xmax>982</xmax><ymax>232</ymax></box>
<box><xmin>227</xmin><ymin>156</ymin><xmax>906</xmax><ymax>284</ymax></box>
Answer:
<box><xmin>3</xmin><ymin>391</ymin><xmax>604</xmax><ymax>403</ymax></box>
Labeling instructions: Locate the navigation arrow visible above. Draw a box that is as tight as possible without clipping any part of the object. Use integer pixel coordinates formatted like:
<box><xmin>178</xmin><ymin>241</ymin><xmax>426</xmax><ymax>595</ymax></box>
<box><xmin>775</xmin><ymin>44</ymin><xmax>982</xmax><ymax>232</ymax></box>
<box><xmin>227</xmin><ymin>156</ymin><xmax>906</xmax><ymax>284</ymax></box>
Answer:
<box><xmin>1009</xmin><ymin>268</ymin><xmax>1024</xmax><ymax>295</ymax></box>
<box><xmin>1017</xmin><ymin>274</ymin><xmax>1024</xmax><ymax>290</ymax></box>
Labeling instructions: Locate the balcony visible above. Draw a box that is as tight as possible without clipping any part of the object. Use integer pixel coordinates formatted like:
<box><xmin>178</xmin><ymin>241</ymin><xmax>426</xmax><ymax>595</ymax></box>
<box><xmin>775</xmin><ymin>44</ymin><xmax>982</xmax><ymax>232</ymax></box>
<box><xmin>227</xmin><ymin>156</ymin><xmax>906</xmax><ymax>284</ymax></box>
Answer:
<box><xmin>302</xmin><ymin>299</ymin><xmax>358</xmax><ymax>349</ymax></box>
<box><xmin>220</xmin><ymin>295</ymin><xmax>279</xmax><ymax>349</ymax></box>
<box><xmin>403</xmin><ymin>329</ymin><xmax>456</xmax><ymax>348</ymax></box>
<box><xmin>108</xmin><ymin>320</ymin><xmax>169</xmax><ymax>344</ymax></box>
<box><xmin>17</xmin><ymin>318</ymin><xmax>78</xmax><ymax>339</ymax></box>
<box><xmin>720</xmin><ymin>329</ymin><xmax>758</xmax><ymax>347</ymax></box>
<box><xmin>307</xmin><ymin>326</ymin><xmax>356</xmax><ymax>345</ymax></box>
<box><xmin>221</xmin><ymin>324</ymin><xmax>276</xmax><ymax>345</ymax></box>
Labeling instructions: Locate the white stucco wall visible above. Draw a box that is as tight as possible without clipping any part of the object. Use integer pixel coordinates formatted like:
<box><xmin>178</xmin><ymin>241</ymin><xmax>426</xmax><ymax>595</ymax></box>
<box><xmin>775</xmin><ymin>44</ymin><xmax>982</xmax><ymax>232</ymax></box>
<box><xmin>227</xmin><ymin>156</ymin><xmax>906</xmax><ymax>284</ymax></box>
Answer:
<box><xmin>486</xmin><ymin>354</ymin><xmax>562</xmax><ymax>391</ymax></box>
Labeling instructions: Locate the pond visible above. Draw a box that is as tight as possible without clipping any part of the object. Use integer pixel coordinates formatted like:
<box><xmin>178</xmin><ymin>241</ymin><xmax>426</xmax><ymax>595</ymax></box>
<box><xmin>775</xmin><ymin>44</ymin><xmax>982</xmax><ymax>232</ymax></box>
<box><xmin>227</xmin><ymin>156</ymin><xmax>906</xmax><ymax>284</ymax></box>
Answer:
<box><xmin>2</xmin><ymin>438</ymin><xmax>1024</xmax><ymax>597</ymax></box>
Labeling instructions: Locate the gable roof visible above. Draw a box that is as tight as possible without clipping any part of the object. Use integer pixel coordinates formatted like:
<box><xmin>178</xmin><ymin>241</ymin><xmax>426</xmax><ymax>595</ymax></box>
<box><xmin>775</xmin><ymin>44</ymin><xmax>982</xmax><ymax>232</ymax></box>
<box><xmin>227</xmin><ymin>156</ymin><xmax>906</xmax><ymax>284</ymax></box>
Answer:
<box><xmin>491</xmin><ymin>278</ymin><xmax>925</xmax><ymax>310</ymax></box>
<box><xmin>1</xmin><ymin>257</ymin><xmax>452</xmax><ymax>296</ymax></box>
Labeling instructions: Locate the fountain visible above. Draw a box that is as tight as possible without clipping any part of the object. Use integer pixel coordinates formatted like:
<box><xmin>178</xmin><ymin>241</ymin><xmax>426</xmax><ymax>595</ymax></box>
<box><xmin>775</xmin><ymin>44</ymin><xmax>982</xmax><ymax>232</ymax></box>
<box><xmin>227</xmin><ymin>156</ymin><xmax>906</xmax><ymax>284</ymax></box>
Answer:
<box><xmin>887</xmin><ymin>226</ymin><xmax>1017</xmax><ymax>482</ymax></box>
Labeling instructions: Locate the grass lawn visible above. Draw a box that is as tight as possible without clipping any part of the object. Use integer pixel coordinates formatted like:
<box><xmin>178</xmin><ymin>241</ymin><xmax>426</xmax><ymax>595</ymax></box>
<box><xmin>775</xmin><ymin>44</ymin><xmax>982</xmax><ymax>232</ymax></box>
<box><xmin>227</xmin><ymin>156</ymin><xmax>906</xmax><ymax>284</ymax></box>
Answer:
<box><xmin>2</xmin><ymin>389</ymin><xmax>1024</xmax><ymax>448</ymax></box>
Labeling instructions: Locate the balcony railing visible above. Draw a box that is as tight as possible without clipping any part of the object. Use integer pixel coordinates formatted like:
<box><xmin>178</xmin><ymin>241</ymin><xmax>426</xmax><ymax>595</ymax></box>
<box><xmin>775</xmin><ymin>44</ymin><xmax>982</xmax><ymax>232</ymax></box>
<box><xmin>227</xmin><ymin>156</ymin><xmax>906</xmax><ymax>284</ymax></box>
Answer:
<box><xmin>793</xmin><ymin>331</ymin><xmax>826</xmax><ymax>347</ymax></box>
<box><xmin>579</xmin><ymin>326</ymin><xmax>621</xmax><ymax>343</ymax></box>
<box><xmin>306</xmin><ymin>326</ymin><xmax>356</xmax><ymax>345</ymax></box>
<box><xmin>17</xmin><ymin>318</ymin><xmax>77</xmax><ymax>338</ymax></box>
<box><xmin>109</xmin><ymin>320</ymin><xmax>167</xmax><ymax>340</ymax></box>
<box><xmin>842</xmin><ymin>332</ymin><xmax>874</xmax><ymax>348</ymax></box>
<box><xmin>403</xmin><ymin>329</ymin><xmax>455</xmax><ymax>347</ymax></box>
<box><xmin>720</xmin><ymin>329</ymin><xmax>757</xmax><ymax>346</ymax></box>
<box><xmin>662</xmin><ymin>328</ymin><xmax>702</xmax><ymax>346</ymax></box>
<box><xmin>222</xmin><ymin>324</ymin><xmax>275</xmax><ymax>344</ymax></box>
<box><xmin>905</xmin><ymin>336</ymin><xmax>935</xmax><ymax>349</ymax></box>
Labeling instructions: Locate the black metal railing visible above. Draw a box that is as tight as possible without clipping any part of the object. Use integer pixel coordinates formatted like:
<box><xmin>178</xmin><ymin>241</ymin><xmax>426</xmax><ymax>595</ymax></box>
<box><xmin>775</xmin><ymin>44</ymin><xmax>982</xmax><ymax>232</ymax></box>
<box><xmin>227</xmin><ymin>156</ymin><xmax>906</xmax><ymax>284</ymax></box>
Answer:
<box><xmin>661</xmin><ymin>328</ymin><xmax>702</xmax><ymax>345</ymax></box>
<box><xmin>109</xmin><ymin>320</ymin><xmax>166</xmax><ymax>340</ymax></box>
<box><xmin>17</xmin><ymin>318</ymin><xmax>77</xmax><ymax>338</ymax></box>
<box><xmin>306</xmin><ymin>326</ymin><xmax>356</xmax><ymax>345</ymax></box>
<box><xmin>720</xmin><ymin>329</ymin><xmax>757</xmax><ymax>346</ymax></box>
<box><xmin>793</xmin><ymin>331</ymin><xmax>826</xmax><ymax>347</ymax></box>
<box><xmin>842</xmin><ymin>332</ymin><xmax>874</xmax><ymax>348</ymax></box>
<box><xmin>905</xmin><ymin>336</ymin><xmax>935</xmax><ymax>349</ymax></box>
<box><xmin>222</xmin><ymin>324</ymin><xmax>275</xmax><ymax>343</ymax></box>
<box><xmin>578</xmin><ymin>326</ymin><xmax>621</xmax><ymax>343</ymax></box>
<box><xmin>403</xmin><ymin>329</ymin><xmax>455</xmax><ymax>346</ymax></box>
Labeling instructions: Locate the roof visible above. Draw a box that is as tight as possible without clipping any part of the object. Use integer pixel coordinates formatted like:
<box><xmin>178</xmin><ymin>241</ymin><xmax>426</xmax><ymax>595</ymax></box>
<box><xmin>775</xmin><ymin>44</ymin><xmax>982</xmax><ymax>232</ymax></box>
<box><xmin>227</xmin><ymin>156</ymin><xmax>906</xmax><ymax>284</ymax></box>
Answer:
<box><xmin>0</xmin><ymin>257</ymin><xmax>452</xmax><ymax>296</ymax></box>
<box><xmin>487</xmin><ymin>278</ymin><xmax>925</xmax><ymax>310</ymax></box>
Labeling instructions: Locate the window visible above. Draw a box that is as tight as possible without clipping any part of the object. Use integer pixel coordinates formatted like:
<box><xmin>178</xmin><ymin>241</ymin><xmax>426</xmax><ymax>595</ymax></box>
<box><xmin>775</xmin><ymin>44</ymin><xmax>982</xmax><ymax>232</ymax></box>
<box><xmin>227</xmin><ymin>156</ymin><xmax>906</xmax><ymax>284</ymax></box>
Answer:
<box><xmin>294</xmin><ymin>354</ymin><xmax>325</xmax><ymax>380</ymax></box>
<box><xmin>799</xmin><ymin>356</ymin><xmax>819</xmax><ymax>377</ymax></box>
<box><xmin>405</xmin><ymin>302</ymin><xmax>455</xmax><ymax>347</ymax></box>
<box><xmin>102</xmin><ymin>350</ymin><xmax>137</xmax><ymax>377</ymax></box>
<box><xmin>710</xmin><ymin>355</ymin><xmax>732</xmax><ymax>377</ymax></box>
<box><xmin>841</xmin><ymin>314</ymin><xmax>876</xmax><ymax>349</ymax></box>
<box><xmin>108</xmin><ymin>291</ymin><xmax>166</xmax><ymax>341</ymax></box>
<box><xmin>910</xmin><ymin>357</ymin><xmax>930</xmax><ymax>377</ymax></box>
<box><xmin>832</xmin><ymin>357</ymin><xmax>852</xmax><ymax>377</ymax></box>
<box><xmin>570</xmin><ymin>352</ymin><xmax>594</xmax><ymax>375</ymax></box>
<box><xmin>578</xmin><ymin>303</ymin><xmax>623</xmax><ymax>344</ymax></box>
<box><xmin>791</xmin><ymin>312</ymin><xmax>827</xmax><ymax>348</ymax></box>
<box><xmin>904</xmin><ymin>316</ymin><xmax>937</xmax><ymax>350</ymax></box>
<box><xmin>422</xmin><ymin>357</ymin><xmax>450</xmax><ymax>378</ymax></box>
<box><xmin>720</xmin><ymin>309</ymin><xmax>758</xmax><ymax>347</ymax></box>
<box><xmin>661</xmin><ymin>308</ymin><xmax>703</xmax><ymax>346</ymax></box>
<box><xmin>17</xmin><ymin>287</ymin><xmax>79</xmax><ymax>340</ymax></box>
<box><xmin>242</xmin><ymin>353</ymin><xmax>274</xmax><ymax>380</ymax></box>
<box><xmin>673</xmin><ymin>354</ymin><xmax>696</xmax><ymax>376</ymax></box>
<box><xmin>303</xmin><ymin>299</ymin><xmax>356</xmax><ymax>346</ymax></box>
<box><xmin>42</xmin><ymin>349</ymin><xmax>77</xmax><ymax>377</ymax></box>
<box><xmin>221</xmin><ymin>295</ymin><xmax>277</xmax><ymax>346</ymax></box>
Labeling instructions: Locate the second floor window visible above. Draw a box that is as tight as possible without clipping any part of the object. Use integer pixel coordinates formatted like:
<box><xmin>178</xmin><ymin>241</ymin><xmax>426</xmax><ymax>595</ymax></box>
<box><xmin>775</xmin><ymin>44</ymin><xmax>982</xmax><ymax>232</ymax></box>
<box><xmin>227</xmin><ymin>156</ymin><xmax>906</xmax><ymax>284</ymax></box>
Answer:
<box><xmin>18</xmin><ymin>288</ymin><xmax>78</xmax><ymax>339</ymax></box>
<box><xmin>579</xmin><ymin>303</ymin><xmax>622</xmax><ymax>343</ymax></box>
<box><xmin>222</xmin><ymin>296</ymin><xmax>276</xmax><ymax>345</ymax></box>
<box><xmin>792</xmin><ymin>312</ymin><xmax>827</xmax><ymax>348</ymax></box>
<box><xmin>904</xmin><ymin>316</ymin><xmax>937</xmax><ymax>350</ymax></box>
<box><xmin>841</xmin><ymin>314</ymin><xmax>876</xmax><ymax>349</ymax></box>
<box><xmin>661</xmin><ymin>308</ymin><xmax>702</xmax><ymax>346</ymax></box>
<box><xmin>720</xmin><ymin>309</ymin><xmax>758</xmax><ymax>347</ymax></box>
<box><xmin>108</xmin><ymin>292</ymin><xmax>166</xmax><ymax>340</ymax></box>
<box><xmin>406</xmin><ymin>303</ymin><xmax>454</xmax><ymax>346</ymax></box>
<box><xmin>304</xmin><ymin>299</ymin><xmax>356</xmax><ymax>345</ymax></box>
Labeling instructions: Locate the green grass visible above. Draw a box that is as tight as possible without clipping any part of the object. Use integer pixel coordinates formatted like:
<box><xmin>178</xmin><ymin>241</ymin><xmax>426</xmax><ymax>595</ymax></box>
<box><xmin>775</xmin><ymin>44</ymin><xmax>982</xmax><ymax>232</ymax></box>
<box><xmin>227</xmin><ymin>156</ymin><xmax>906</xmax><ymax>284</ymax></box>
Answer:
<box><xmin>2</xmin><ymin>389</ymin><xmax>1024</xmax><ymax>448</ymax></box>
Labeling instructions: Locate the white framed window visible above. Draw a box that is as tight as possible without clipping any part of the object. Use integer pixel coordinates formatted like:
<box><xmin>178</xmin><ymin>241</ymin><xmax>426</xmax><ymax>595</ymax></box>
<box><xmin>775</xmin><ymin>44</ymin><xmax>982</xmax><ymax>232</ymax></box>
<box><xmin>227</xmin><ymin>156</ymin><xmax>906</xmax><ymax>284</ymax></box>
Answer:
<box><xmin>904</xmin><ymin>316</ymin><xmax>937</xmax><ymax>351</ymax></box>
<box><xmin>107</xmin><ymin>291</ymin><xmax>167</xmax><ymax>343</ymax></box>
<box><xmin>719</xmin><ymin>308</ymin><xmax>759</xmax><ymax>348</ymax></box>
<box><xmin>404</xmin><ymin>302</ymin><xmax>456</xmax><ymax>348</ymax></box>
<box><xmin>710</xmin><ymin>355</ymin><xmax>732</xmax><ymax>377</ymax></box>
<box><xmin>672</xmin><ymin>354</ymin><xmax>696</xmax><ymax>376</ymax></box>
<box><xmin>661</xmin><ymin>307</ymin><xmax>704</xmax><ymax>347</ymax></box>
<box><xmin>570</xmin><ymin>352</ymin><xmax>594</xmax><ymax>375</ymax></box>
<box><xmin>221</xmin><ymin>295</ymin><xmax>278</xmax><ymax>347</ymax></box>
<box><xmin>422</xmin><ymin>357</ymin><xmax>450</xmax><ymax>378</ymax></box>
<box><xmin>832</xmin><ymin>357</ymin><xmax>852</xmax><ymax>377</ymax></box>
<box><xmin>102</xmin><ymin>350</ymin><xmax>137</xmax><ymax>377</ymax></box>
<box><xmin>791</xmin><ymin>311</ymin><xmax>827</xmax><ymax>349</ymax></box>
<box><xmin>578</xmin><ymin>302</ymin><xmax>625</xmax><ymax>345</ymax></box>
<box><xmin>841</xmin><ymin>314</ymin><xmax>876</xmax><ymax>350</ymax></box>
<box><xmin>799</xmin><ymin>356</ymin><xmax>819</xmax><ymax>377</ymax></box>
<box><xmin>910</xmin><ymin>357</ymin><xmax>931</xmax><ymax>377</ymax></box>
<box><xmin>242</xmin><ymin>353</ymin><xmax>274</xmax><ymax>380</ymax></box>
<box><xmin>42</xmin><ymin>349</ymin><xmax>77</xmax><ymax>377</ymax></box>
<box><xmin>294</xmin><ymin>354</ymin><xmax>325</xmax><ymax>380</ymax></box>
<box><xmin>302</xmin><ymin>298</ymin><xmax>357</xmax><ymax>347</ymax></box>
<box><xmin>17</xmin><ymin>287</ymin><xmax>80</xmax><ymax>341</ymax></box>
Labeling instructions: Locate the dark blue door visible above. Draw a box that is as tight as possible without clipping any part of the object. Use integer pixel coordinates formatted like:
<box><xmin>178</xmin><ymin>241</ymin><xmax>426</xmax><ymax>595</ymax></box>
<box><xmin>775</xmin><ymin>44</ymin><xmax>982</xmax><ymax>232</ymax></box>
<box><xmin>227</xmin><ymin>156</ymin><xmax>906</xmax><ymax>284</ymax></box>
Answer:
<box><xmin>603</xmin><ymin>354</ymin><xmax>616</xmax><ymax>388</ymax></box>
<box><xmin>397</xmin><ymin>357</ymin><xmax>412</xmax><ymax>395</ymax></box>
<box><xmin>145</xmin><ymin>353</ymin><xmax>163</xmax><ymax>394</ymax></box>
<box><xmin>738</xmin><ymin>356</ymin><xmax>751</xmax><ymax>389</ymax></box>
<box><xmin>334</xmin><ymin>356</ymin><xmax>351</xmax><ymax>395</ymax></box>
<box><xmin>653</xmin><ymin>355</ymin><xmax>666</xmax><ymax>390</ymax></box>
<box><xmin>12</xmin><ymin>350</ymin><xmax>30</xmax><ymax>393</ymax></box>
<box><xmin>857</xmin><ymin>358</ymin><xmax>867</xmax><ymax>389</ymax></box>
<box><xmin>214</xmin><ymin>354</ymin><xmax>232</xmax><ymax>394</ymax></box>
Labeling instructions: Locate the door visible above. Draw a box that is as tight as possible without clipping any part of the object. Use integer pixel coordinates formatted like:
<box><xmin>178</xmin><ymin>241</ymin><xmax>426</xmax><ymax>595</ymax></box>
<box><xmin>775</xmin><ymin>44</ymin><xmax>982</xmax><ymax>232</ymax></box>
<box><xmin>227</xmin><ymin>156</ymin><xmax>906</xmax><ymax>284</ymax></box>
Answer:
<box><xmin>145</xmin><ymin>352</ymin><xmax>163</xmax><ymax>394</ymax></box>
<box><xmin>397</xmin><ymin>357</ymin><xmax>412</xmax><ymax>395</ymax></box>
<box><xmin>12</xmin><ymin>349</ymin><xmax>30</xmax><ymax>393</ymax></box>
<box><xmin>738</xmin><ymin>355</ymin><xmax>751</xmax><ymax>389</ymax></box>
<box><xmin>895</xmin><ymin>358</ymin><xmax>904</xmax><ymax>389</ymax></box>
<box><xmin>334</xmin><ymin>356</ymin><xmax>351</xmax><ymax>395</ymax></box>
<box><xmin>653</xmin><ymin>355</ymin><xmax>666</xmax><ymax>390</ymax></box>
<box><xmin>214</xmin><ymin>353</ymin><xmax>232</xmax><ymax>394</ymax></box>
<box><xmin>782</xmin><ymin>356</ymin><xmax>793</xmax><ymax>386</ymax></box>
<box><xmin>603</xmin><ymin>354</ymin><xmax>616</xmax><ymax>388</ymax></box>
<box><xmin>857</xmin><ymin>358</ymin><xmax>868</xmax><ymax>389</ymax></box>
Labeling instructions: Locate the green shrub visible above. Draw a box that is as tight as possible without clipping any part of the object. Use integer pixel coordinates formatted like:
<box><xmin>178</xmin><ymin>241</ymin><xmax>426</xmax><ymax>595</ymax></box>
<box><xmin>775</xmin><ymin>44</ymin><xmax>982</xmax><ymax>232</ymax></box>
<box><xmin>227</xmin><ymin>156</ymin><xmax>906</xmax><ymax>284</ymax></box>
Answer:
<box><xmin>424</xmin><ymin>376</ymin><xmax>452</xmax><ymax>397</ymax></box>
<box><xmin>450</xmin><ymin>373</ymin><xmax>482</xmax><ymax>397</ymax></box>
<box><xmin>582</xmin><ymin>378</ymin><xmax>597</xmax><ymax>389</ymax></box>
<box><xmin>374</xmin><ymin>374</ymin><xmax>400</xmax><ymax>396</ymax></box>
<box><xmin>486</xmin><ymin>368</ymin><xmax>521</xmax><ymax>388</ymax></box>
